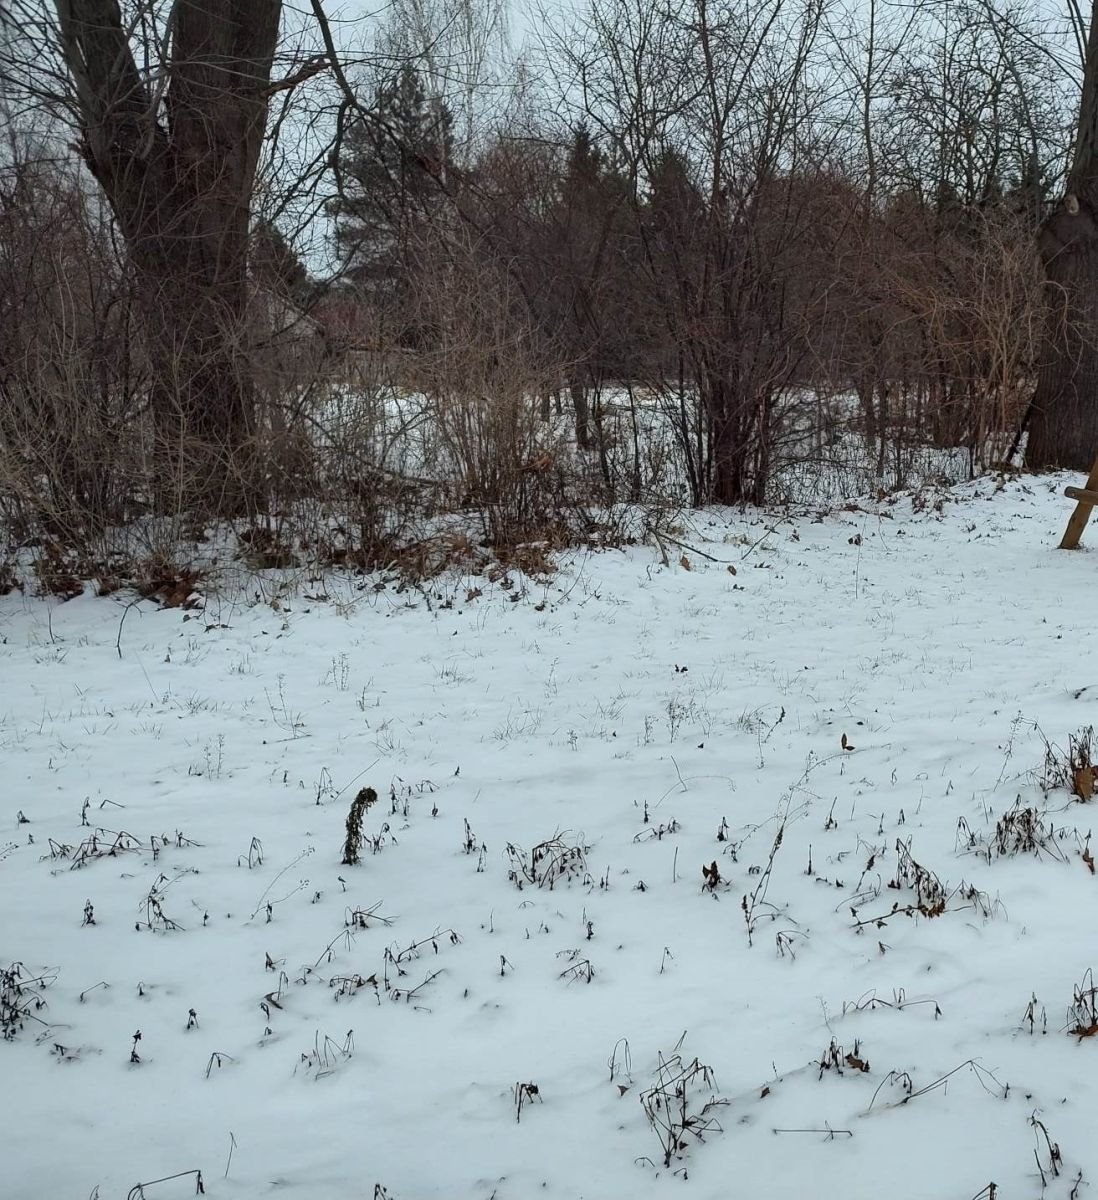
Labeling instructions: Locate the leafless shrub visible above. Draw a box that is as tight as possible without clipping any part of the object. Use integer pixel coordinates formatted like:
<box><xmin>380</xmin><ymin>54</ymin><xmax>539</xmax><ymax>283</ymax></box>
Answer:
<box><xmin>135</xmin><ymin>873</ymin><xmax>188</xmax><ymax>933</ymax></box>
<box><xmin>890</xmin><ymin>837</ymin><xmax>947</xmax><ymax>916</ymax></box>
<box><xmin>1041</xmin><ymin>727</ymin><xmax>1096</xmax><ymax>801</ymax></box>
<box><xmin>853</xmin><ymin>838</ymin><xmax>998</xmax><ymax>930</ymax></box>
<box><xmin>295</xmin><ymin>1029</ymin><xmax>355</xmax><ymax>1079</ymax></box>
<box><xmin>0</xmin><ymin>155</ymin><xmax>150</xmax><ymax>549</ymax></box>
<box><xmin>956</xmin><ymin>800</ymin><xmax>1068</xmax><ymax>863</ymax></box>
<box><xmin>816</xmin><ymin>1038</ymin><xmax>869</xmax><ymax>1078</ymax></box>
<box><xmin>404</xmin><ymin>231</ymin><xmax>594</xmax><ymax>550</ymax></box>
<box><xmin>1030</xmin><ymin>1114</ymin><xmax>1064</xmax><ymax>1187</ymax></box>
<box><xmin>330</xmin><ymin>973</ymin><xmax>379</xmax><ymax>1002</ymax></box>
<box><xmin>742</xmin><ymin>819</ymin><xmax>786</xmax><ymax>944</ymax></box>
<box><xmin>1022</xmin><ymin>993</ymin><xmax>1047</xmax><ymax>1036</ymax></box>
<box><xmin>639</xmin><ymin>1050</ymin><xmax>727</xmax><ymax>1169</ymax></box>
<box><xmin>505</xmin><ymin>833</ymin><xmax>588</xmax><ymax>889</ymax></box>
<box><xmin>514</xmin><ymin>1080</ymin><xmax>541</xmax><ymax>1122</ymax></box>
<box><xmin>1067</xmin><ymin>969</ymin><xmax>1098</xmax><ymax>1039</ymax></box>
<box><xmin>1</xmin><ymin>962</ymin><xmax>55</xmax><ymax>1041</ymax></box>
<box><xmin>344</xmin><ymin>902</ymin><xmax>393</xmax><ymax>930</ymax></box>
<box><xmin>557</xmin><ymin>953</ymin><xmax>595</xmax><ymax>984</ymax></box>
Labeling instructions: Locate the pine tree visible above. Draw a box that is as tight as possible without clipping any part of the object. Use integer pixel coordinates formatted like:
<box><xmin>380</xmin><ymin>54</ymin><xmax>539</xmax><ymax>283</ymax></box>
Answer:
<box><xmin>252</xmin><ymin>220</ymin><xmax>310</xmax><ymax>305</ymax></box>
<box><xmin>562</xmin><ymin>124</ymin><xmax>604</xmax><ymax>199</ymax></box>
<box><xmin>328</xmin><ymin>65</ymin><xmax>453</xmax><ymax>341</ymax></box>
<box><xmin>548</xmin><ymin>125</ymin><xmax>633</xmax><ymax>449</ymax></box>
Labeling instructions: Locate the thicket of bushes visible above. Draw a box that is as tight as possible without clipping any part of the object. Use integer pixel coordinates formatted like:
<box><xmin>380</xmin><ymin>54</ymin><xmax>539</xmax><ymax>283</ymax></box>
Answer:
<box><xmin>0</xmin><ymin>0</ymin><xmax>1074</xmax><ymax>590</ymax></box>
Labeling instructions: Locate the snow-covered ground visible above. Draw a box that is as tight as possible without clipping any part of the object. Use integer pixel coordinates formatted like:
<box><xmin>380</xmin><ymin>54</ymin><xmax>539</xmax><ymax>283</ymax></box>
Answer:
<box><xmin>3</xmin><ymin>473</ymin><xmax>1097</xmax><ymax>1200</ymax></box>
<box><xmin>316</xmin><ymin>382</ymin><xmax>985</xmax><ymax>512</ymax></box>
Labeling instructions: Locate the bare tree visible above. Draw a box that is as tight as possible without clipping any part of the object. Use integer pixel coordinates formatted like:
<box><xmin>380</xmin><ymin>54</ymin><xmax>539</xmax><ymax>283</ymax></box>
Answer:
<box><xmin>383</xmin><ymin>0</ymin><xmax>507</xmax><ymax>163</ymax></box>
<box><xmin>0</xmin><ymin>146</ymin><xmax>146</xmax><ymax>542</ymax></box>
<box><xmin>1027</xmin><ymin>0</ymin><xmax>1098</xmax><ymax>468</ymax></box>
<box><xmin>546</xmin><ymin>0</ymin><xmax>837</xmax><ymax>505</ymax></box>
<box><xmin>2</xmin><ymin>0</ymin><xmax>285</xmax><ymax>514</ymax></box>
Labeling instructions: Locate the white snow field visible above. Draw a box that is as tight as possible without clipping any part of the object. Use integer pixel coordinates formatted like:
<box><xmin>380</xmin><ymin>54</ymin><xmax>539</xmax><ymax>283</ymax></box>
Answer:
<box><xmin>4</xmin><ymin>474</ymin><xmax>1098</xmax><ymax>1200</ymax></box>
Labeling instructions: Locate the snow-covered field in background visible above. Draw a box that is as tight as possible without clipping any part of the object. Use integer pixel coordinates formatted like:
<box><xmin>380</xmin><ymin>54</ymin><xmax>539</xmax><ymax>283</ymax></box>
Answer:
<box><xmin>4</xmin><ymin>473</ymin><xmax>1098</xmax><ymax>1200</ymax></box>
<box><xmin>319</xmin><ymin>382</ymin><xmax>984</xmax><ymax>510</ymax></box>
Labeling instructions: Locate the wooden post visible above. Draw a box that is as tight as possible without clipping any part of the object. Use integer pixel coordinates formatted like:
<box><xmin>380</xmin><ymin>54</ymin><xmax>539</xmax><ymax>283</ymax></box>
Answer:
<box><xmin>1060</xmin><ymin>456</ymin><xmax>1098</xmax><ymax>548</ymax></box>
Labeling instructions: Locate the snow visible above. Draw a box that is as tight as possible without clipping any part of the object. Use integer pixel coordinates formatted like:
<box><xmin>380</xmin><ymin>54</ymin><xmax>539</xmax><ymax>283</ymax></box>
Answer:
<box><xmin>2</xmin><ymin>472</ymin><xmax>1096</xmax><ymax>1199</ymax></box>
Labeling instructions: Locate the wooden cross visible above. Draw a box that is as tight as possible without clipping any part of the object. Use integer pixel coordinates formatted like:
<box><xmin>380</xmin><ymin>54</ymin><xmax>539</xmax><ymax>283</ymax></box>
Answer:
<box><xmin>1060</xmin><ymin>456</ymin><xmax>1098</xmax><ymax>548</ymax></box>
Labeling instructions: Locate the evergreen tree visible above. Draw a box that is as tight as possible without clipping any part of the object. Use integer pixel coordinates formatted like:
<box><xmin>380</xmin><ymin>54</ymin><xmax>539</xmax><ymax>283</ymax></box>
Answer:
<box><xmin>328</xmin><ymin>65</ymin><xmax>453</xmax><ymax>339</ymax></box>
<box><xmin>644</xmin><ymin>148</ymin><xmax>705</xmax><ymax>241</ymax></box>
<box><xmin>252</xmin><ymin>220</ymin><xmax>310</xmax><ymax>305</ymax></box>
<box><xmin>545</xmin><ymin>124</ymin><xmax>633</xmax><ymax>448</ymax></box>
<box><xmin>562</xmin><ymin>124</ymin><xmax>604</xmax><ymax>198</ymax></box>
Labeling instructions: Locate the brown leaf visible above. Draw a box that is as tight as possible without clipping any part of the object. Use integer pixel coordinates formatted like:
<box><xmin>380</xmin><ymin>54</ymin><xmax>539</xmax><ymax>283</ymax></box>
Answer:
<box><xmin>726</xmin><ymin>564</ymin><xmax>737</xmax><ymax>575</ymax></box>
<box><xmin>844</xmin><ymin>1053</ymin><xmax>869</xmax><ymax>1072</ymax></box>
<box><xmin>760</xmin><ymin>1086</ymin><xmax>770</xmax><ymax>1099</ymax></box>
<box><xmin>617</xmin><ymin>1084</ymin><xmax>630</xmax><ymax>1096</ymax></box>
<box><xmin>841</xmin><ymin>732</ymin><xmax>855</xmax><ymax>751</ymax></box>
<box><xmin>1073</xmin><ymin>1022</ymin><xmax>1098</xmax><ymax>1039</ymax></box>
<box><xmin>1074</xmin><ymin>765</ymin><xmax>1095</xmax><ymax>801</ymax></box>
<box><xmin>680</xmin><ymin>554</ymin><xmax>691</xmax><ymax>571</ymax></box>
<box><xmin>1084</xmin><ymin>848</ymin><xmax>1095</xmax><ymax>875</ymax></box>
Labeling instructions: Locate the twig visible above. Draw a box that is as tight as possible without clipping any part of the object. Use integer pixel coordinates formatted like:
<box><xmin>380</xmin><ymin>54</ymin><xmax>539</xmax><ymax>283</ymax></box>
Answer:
<box><xmin>867</xmin><ymin>1059</ymin><xmax>1004</xmax><ymax>1112</ymax></box>
<box><xmin>115</xmin><ymin>597</ymin><xmax>143</xmax><ymax>659</ymax></box>
<box><xmin>126</xmin><ymin>1168</ymin><xmax>204</xmax><ymax>1199</ymax></box>
<box><xmin>249</xmin><ymin>848</ymin><xmax>314</xmax><ymax>921</ymax></box>
<box><xmin>772</xmin><ymin>1126</ymin><xmax>853</xmax><ymax>1139</ymax></box>
<box><xmin>740</xmin><ymin>515</ymin><xmax>790</xmax><ymax>562</ymax></box>
<box><xmin>662</xmin><ymin>533</ymin><xmax>734</xmax><ymax>563</ymax></box>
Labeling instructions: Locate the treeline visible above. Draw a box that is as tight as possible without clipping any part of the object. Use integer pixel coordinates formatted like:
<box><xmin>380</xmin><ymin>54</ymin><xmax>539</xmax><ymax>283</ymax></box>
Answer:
<box><xmin>0</xmin><ymin>0</ymin><xmax>1085</xmax><ymax>571</ymax></box>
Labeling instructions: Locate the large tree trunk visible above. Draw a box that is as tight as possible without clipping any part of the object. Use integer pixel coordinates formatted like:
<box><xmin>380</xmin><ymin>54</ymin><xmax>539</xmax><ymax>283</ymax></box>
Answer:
<box><xmin>55</xmin><ymin>0</ymin><xmax>282</xmax><ymax>515</ymax></box>
<box><xmin>1027</xmin><ymin>211</ymin><xmax>1098</xmax><ymax>469</ymax></box>
<box><xmin>709</xmin><ymin>379</ymin><xmax>745</xmax><ymax>506</ymax></box>
<box><xmin>570</xmin><ymin>380</ymin><xmax>592</xmax><ymax>450</ymax></box>
<box><xmin>1026</xmin><ymin>0</ymin><xmax>1098</xmax><ymax>471</ymax></box>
